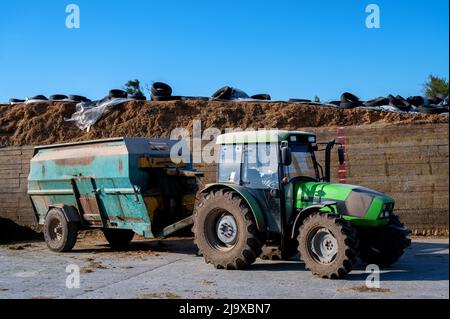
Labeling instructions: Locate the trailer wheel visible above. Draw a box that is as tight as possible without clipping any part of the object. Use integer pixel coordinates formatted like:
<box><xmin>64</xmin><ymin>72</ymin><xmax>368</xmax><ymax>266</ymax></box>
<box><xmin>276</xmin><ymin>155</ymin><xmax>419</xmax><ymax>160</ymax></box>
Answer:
<box><xmin>193</xmin><ymin>189</ymin><xmax>263</xmax><ymax>269</ymax></box>
<box><xmin>102</xmin><ymin>229</ymin><xmax>135</xmax><ymax>248</ymax></box>
<box><xmin>298</xmin><ymin>213</ymin><xmax>358</xmax><ymax>279</ymax></box>
<box><xmin>44</xmin><ymin>208</ymin><xmax>78</xmax><ymax>252</ymax></box>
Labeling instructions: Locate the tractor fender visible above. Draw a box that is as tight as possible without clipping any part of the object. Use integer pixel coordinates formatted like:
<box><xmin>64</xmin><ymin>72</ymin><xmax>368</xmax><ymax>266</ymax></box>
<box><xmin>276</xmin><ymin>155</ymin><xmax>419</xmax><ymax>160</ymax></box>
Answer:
<box><xmin>47</xmin><ymin>204</ymin><xmax>81</xmax><ymax>223</ymax></box>
<box><xmin>290</xmin><ymin>201</ymin><xmax>338</xmax><ymax>239</ymax></box>
<box><xmin>199</xmin><ymin>183</ymin><xmax>266</xmax><ymax>232</ymax></box>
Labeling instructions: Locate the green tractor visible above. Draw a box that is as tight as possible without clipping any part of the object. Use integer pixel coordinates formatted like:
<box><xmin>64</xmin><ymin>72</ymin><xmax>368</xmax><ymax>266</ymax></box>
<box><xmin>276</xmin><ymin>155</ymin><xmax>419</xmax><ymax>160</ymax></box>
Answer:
<box><xmin>192</xmin><ymin>130</ymin><xmax>411</xmax><ymax>278</ymax></box>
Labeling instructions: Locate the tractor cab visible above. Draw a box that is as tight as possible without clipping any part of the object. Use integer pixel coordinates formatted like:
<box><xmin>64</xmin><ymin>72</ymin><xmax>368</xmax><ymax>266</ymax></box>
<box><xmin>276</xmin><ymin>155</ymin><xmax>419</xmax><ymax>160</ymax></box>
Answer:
<box><xmin>215</xmin><ymin>131</ymin><xmax>341</xmax><ymax>233</ymax></box>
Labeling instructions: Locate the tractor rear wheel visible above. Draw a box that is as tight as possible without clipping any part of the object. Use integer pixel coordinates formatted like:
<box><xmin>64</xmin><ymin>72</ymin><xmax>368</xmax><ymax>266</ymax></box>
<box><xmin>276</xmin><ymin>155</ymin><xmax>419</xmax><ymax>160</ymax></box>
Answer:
<box><xmin>102</xmin><ymin>229</ymin><xmax>135</xmax><ymax>248</ymax></box>
<box><xmin>44</xmin><ymin>208</ymin><xmax>78</xmax><ymax>252</ymax></box>
<box><xmin>298</xmin><ymin>213</ymin><xmax>359</xmax><ymax>279</ymax></box>
<box><xmin>193</xmin><ymin>189</ymin><xmax>263</xmax><ymax>269</ymax></box>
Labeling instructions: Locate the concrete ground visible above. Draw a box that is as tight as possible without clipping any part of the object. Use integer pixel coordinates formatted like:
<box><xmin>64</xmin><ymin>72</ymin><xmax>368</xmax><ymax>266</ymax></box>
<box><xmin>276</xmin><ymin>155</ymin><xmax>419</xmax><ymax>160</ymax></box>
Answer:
<box><xmin>0</xmin><ymin>237</ymin><xmax>448</xmax><ymax>299</ymax></box>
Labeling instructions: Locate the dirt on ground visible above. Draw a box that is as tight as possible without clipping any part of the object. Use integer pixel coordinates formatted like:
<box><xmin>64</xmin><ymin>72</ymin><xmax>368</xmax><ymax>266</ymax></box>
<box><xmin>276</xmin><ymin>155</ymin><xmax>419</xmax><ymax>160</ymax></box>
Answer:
<box><xmin>0</xmin><ymin>100</ymin><xmax>447</xmax><ymax>147</ymax></box>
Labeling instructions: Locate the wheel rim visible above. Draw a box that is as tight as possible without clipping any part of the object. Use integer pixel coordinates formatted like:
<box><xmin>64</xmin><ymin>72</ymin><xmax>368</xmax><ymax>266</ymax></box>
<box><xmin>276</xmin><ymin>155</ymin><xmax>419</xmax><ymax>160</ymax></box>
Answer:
<box><xmin>48</xmin><ymin>218</ymin><xmax>63</xmax><ymax>242</ymax></box>
<box><xmin>204</xmin><ymin>209</ymin><xmax>239</xmax><ymax>251</ymax></box>
<box><xmin>308</xmin><ymin>228</ymin><xmax>338</xmax><ymax>264</ymax></box>
<box><xmin>216</xmin><ymin>213</ymin><xmax>238</xmax><ymax>246</ymax></box>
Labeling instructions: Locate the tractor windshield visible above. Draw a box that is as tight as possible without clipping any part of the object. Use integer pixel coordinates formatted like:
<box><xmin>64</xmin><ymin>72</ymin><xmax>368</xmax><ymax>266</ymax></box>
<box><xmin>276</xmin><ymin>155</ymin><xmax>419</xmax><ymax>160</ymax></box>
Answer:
<box><xmin>285</xmin><ymin>144</ymin><xmax>320</xmax><ymax>180</ymax></box>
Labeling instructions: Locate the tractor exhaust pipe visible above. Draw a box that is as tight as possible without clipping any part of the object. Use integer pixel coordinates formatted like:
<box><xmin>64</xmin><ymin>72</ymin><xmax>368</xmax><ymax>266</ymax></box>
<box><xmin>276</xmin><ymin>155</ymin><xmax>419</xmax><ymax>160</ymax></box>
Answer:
<box><xmin>324</xmin><ymin>140</ymin><xmax>336</xmax><ymax>182</ymax></box>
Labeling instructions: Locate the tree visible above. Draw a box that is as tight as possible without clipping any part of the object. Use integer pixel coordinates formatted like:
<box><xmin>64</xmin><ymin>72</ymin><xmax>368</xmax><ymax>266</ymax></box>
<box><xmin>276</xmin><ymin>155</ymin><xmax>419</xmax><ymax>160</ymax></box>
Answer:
<box><xmin>423</xmin><ymin>75</ymin><xmax>449</xmax><ymax>97</ymax></box>
<box><xmin>124</xmin><ymin>79</ymin><xmax>145</xmax><ymax>97</ymax></box>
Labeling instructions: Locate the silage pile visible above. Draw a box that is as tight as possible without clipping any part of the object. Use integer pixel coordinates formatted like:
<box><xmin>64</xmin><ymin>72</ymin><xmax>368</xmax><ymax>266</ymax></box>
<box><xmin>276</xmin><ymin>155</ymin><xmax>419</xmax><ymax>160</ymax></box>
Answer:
<box><xmin>0</xmin><ymin>100</ymin><xmax>447</xmax><ymax>147</ymax></box>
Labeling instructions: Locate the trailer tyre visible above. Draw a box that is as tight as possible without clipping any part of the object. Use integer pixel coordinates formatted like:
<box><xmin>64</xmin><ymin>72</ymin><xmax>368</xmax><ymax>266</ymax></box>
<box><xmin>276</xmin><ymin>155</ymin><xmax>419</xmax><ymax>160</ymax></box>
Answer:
<box><xmin>193</xmin><ymin>189</ymin><xmax>263</xmax><ymax>269</ymax></box>
<box><xmin>298</xmin><ymin>213</ymin><xmax>358</xmax><ymax>279</ymax></box>
<box><xmin>102</xmin><ymin>229</ymin><xmax>135</xmax><ymax>248</ymax></box>
<box><xmin>44</xmin><ymin>208</ymin><xmax>78</xmax><ymax>252</ymax></box>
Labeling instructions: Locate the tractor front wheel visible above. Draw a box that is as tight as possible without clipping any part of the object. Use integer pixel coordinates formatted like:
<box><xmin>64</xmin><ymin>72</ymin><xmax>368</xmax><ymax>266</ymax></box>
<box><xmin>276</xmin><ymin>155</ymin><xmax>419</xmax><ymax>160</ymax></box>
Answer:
<box><xmin>193</xmin><ymin>189</ymin><xmax>263</xmax><ymax>269</ymax></box>
<box><xmin>298</xmin><ymin>213</ymin><xmax>359</xmax><ymax>279</ymax></box>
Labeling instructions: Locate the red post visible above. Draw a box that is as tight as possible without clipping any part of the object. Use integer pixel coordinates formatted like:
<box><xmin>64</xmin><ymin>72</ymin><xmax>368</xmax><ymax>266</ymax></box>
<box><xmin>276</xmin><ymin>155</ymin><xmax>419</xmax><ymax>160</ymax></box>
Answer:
<box><xmin>338</xmin><ymin>127</ymin><xmax>346</xmax><ymax>184</ymax></box>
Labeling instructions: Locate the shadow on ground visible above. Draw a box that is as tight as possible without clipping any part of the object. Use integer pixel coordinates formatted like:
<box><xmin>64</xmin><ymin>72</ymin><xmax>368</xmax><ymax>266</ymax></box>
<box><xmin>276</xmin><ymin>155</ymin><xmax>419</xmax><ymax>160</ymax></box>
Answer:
<box><xmin>72</xmin><ymin>238</ymin><xmax>198</xmax><ymax>255</ymax></box>
<box><xmin>0</xmin><ymin>218</ymin><xmax>43</xmax><ymax>244</ymax></box>
<box><xmin>345</xmin><ymin>241</ymin><xmax>449</xmax><ymax>282</ymax></box>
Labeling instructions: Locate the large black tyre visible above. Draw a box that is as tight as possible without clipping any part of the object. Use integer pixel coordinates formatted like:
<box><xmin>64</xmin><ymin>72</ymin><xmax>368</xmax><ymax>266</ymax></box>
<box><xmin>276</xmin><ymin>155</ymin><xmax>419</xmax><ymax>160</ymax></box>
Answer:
<box><xmin>151</xmin><ymin>82</ymin><xmax>173</xmax><ymax>97</ymax></box>
<box><xmin>49</xmin><ymin>94</ymin><xmax>68</xmax><ymax>101</ymax></box>
<box><xmin>211</xmin><ymin>86</ymin><xmax>233</xmax><ymax>100</ymax></box>
<box><xmin>340</xmin><ymin>92</ymin><xmax>362</xmax><ymax>109</ymax></box>
<box><xmin>340</xmin><ymin>92</ymin><xmax>359</xmax><ymax>103</ymax></box>
<box><xmin>43</xmin><ymin>208</ymin><xmax>78</xmax><ymax>252</ymax></box>
<box><xmin>364</xmin><ymin>97</ymin><xmax>389</xmax><ymax>107</ymax></box>
<box><xmin>298</xmin><ymin>213</ymin><xmax>359</xmax><ymax>279</ymax></box>
<box><xmin>102</xmin><ymin>228</ymin><xmax>135</xmax><ymax>248</ymax></box>
<box><xmin>9</xmin><ymin>98</ymin><xmax>25</xmax><ymax>104</ymax></box>
<box><xmin>358</xmin><ymin>217</ymin><xmax>411</xmax><ymax>267</ymax></box>
<box><xmin>391</xmin><ymin>95</ymin><xmax>411</xmax><ymax>111</ymax></box>
<box><xmin>193</xmin><ymin>189</ymin><xmax>263</xmax><ymax>269</ymax></box>
<box><xmin>407</xmin><ymin>96</ymin><xmax>425</xmax><ymax>107</ymax></box>
<box><xmin>418</xmin><ymin>105</ymin><xmax>446</xmax><ymax>114</ymax></box>
<box><xmin>68</xmin><ymin>95</ymin><xmax>89</xmax><ymax>102</ymax></box>
<box><xmin>251</xmin><ymin>94</ymin><xmax>271</xmax><ymax>101</ymax></box>
<box><xmin>109</xmin><ymin>89</ymin><xmax>127</xmax><ymax>99</ymax></box>
<box><xmin>29</xmin><ymin>95</ymin><xmax>48</xmax><ymax>101</ymax></box>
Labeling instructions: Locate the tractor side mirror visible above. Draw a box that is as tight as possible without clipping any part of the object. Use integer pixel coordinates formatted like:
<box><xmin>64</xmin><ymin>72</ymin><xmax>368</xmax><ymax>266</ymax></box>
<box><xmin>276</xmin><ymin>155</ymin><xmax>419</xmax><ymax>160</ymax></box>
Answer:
<box><xmin>281</xmin><ymin>146</ymin><xmax>292</xmax><ymax>166</ymax></box>
<box><xmin>338</xmin><ymin>146</ymin><xmax>345</xmax><ymax>165</ymax></box>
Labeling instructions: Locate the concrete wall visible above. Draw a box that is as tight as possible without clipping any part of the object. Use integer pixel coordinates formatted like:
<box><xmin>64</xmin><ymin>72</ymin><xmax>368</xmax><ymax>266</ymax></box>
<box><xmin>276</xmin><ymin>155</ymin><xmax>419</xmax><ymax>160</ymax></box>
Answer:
<box><xmin>0</xmin><ymin>123</ymin><xmax>448</xmax><ymax>235</ymax></box>
<box><xmin>0</xmin><ymin>146</ymin><xmax>36</xmax><ymax>226</ymax></box>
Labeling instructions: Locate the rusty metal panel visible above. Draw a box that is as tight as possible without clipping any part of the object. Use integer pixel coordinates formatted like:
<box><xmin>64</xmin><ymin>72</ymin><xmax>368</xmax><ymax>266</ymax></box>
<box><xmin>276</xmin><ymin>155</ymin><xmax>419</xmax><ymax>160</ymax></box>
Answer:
<box><xmin>79</xmin><ymin>196</ymin><xmax>101</xmax><ymax>216</ymax></box>
<box><xmin>73</xmin><ymin>178</ymin><xmax>103</xmax><ymax>225</ymax></box>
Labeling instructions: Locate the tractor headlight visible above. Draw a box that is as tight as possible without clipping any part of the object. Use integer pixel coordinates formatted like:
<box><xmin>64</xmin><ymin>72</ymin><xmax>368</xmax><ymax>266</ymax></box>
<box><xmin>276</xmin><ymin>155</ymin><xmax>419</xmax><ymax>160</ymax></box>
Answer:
<box><xmin>380</xmin><ymin>203</ymin><xmax>394</xmax><ymax>219</ymax></box>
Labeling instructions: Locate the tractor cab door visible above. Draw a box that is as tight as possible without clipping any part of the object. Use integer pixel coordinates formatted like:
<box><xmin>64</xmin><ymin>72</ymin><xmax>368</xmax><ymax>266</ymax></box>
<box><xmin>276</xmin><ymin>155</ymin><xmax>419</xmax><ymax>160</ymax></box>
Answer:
<box><xmin>241</xmin><ymin>143</ymin><xmax>282</xmax><ymax>233</ymax></box>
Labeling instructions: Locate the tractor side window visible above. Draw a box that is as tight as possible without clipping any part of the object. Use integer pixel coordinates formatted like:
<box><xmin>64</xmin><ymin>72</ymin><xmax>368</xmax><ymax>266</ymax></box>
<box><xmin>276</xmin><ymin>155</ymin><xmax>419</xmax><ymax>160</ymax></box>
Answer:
<box><xmin>218</xmin><ymin>144</ymin><xmax>242</xmax><ymax>184</ymax></box>
<box><xmin>242</xmin><ymin>143</ymin><xmax>279</xmax><ymax>189</ymax></box>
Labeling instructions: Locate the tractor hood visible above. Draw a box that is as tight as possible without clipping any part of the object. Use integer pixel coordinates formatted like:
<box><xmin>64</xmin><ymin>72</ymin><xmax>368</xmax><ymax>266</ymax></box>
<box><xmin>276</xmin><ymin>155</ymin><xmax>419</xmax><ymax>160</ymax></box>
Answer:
<box><xmin>295</xmin><ymin>182</ymin><xmax>395</xmax><ymax>221</ymax></box>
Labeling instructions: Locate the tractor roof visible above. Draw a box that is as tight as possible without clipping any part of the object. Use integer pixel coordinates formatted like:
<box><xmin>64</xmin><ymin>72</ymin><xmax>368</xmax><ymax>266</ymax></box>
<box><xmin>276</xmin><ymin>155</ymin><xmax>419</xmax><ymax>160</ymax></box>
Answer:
<box><xmin>216</xmin><ymin>130</ymin><xmax>315</xmax><ymax>145</ymax></box>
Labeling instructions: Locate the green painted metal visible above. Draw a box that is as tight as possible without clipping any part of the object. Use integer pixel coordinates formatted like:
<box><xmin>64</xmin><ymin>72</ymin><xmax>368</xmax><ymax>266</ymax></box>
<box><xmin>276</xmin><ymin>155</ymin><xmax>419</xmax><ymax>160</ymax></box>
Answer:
<box><xmin>28</xmin><ymin>137</ymin><xmax>194</xmax><ymax>238</ymax></box>
<box><xmin>216</xmin><ymin>130</ymin><xmax>316</xmax><ymax>145</ymax></box>
<box><xmin>200</xmin><ymin>183</ymin><xmax>267</xmax><ymax>232</ymax></box>
<box><xmin>294</xmin><ymin>181</ymin><xmax>394</xmax><ymax>227</ymax></box>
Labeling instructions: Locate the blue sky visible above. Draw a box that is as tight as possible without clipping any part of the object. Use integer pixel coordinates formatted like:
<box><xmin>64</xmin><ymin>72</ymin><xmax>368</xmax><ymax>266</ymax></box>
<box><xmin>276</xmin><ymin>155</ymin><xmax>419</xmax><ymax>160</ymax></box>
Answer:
<box><xmin>0</xmin><ymin>0</ymin><xmax>448</xmax><ymax>102</ymax></box>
